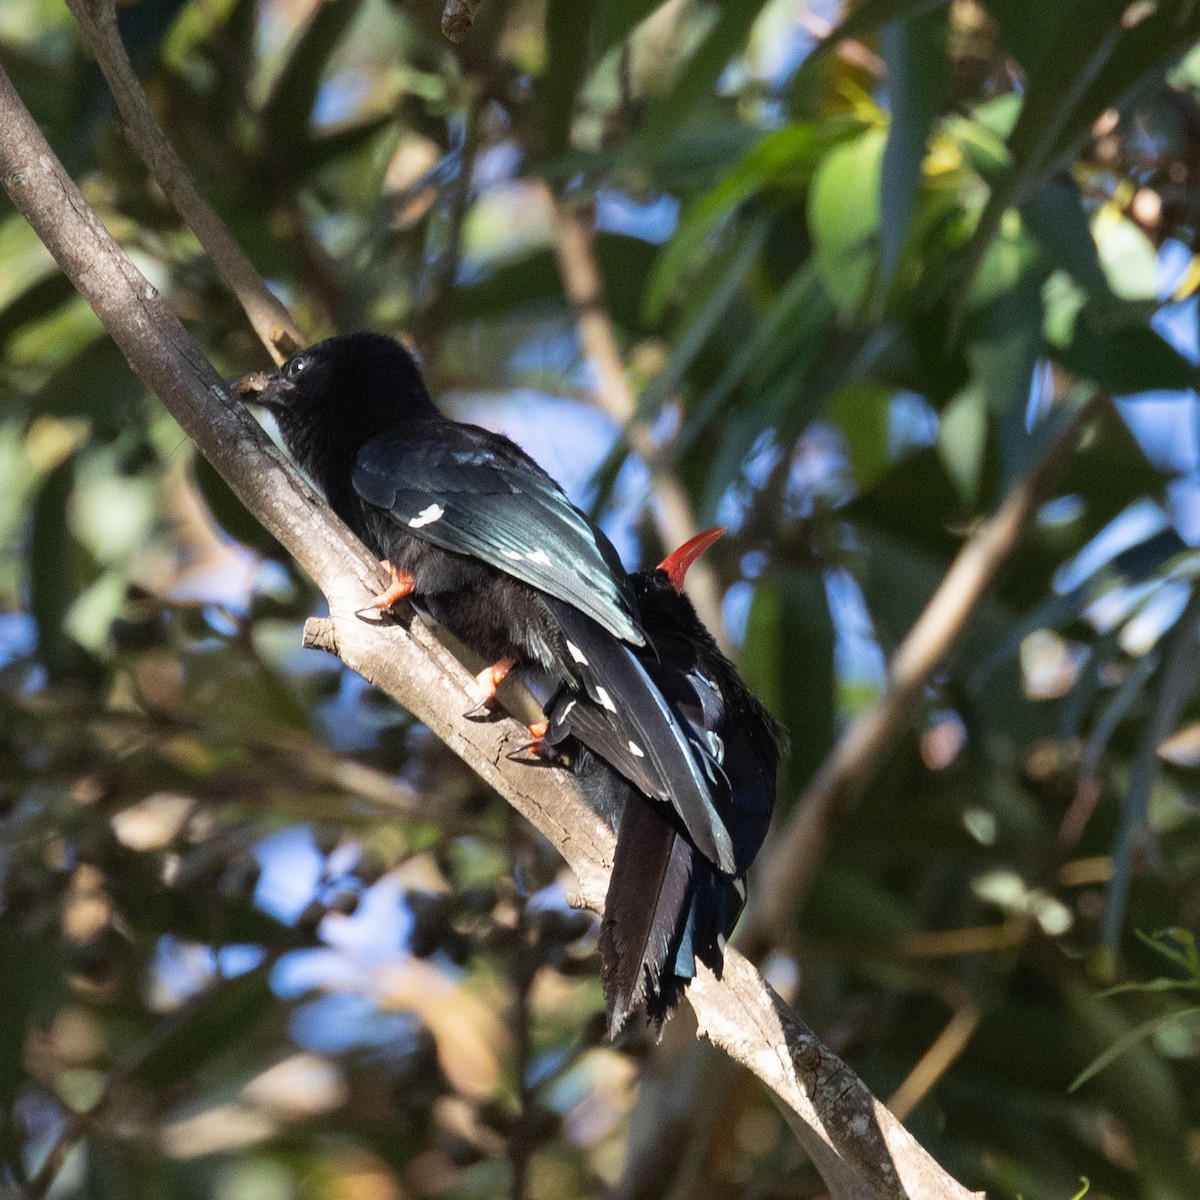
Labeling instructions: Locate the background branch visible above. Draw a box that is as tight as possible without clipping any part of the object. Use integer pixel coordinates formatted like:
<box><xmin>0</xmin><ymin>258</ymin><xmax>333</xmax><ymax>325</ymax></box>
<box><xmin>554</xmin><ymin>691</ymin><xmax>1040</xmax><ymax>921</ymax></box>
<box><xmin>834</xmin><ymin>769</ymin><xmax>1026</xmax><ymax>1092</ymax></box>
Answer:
<box><xmin>740</xmin><ymin>391</ymin><xmax>1107</xmax><ymax>958</ymax></box>
<box><xmin>65</xmin><ymin>0</ymin><xmax>305</xmax><ymax>363</ymax></box>
<box><xmin>0</xmin><ymin>64</ymin><xmax>980</xmax><ymax>1200</ymax></box>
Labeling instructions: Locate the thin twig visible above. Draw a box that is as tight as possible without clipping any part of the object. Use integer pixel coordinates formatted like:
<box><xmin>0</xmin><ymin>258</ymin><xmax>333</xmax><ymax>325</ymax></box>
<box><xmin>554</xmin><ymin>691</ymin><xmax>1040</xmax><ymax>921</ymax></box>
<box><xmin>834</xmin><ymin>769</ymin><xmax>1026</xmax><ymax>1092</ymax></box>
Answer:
<box><xmin>546</xmin><ymin>191</ymin><xmax>731</xmax><ymax>651</ymax></box>
<box><xmin>0</xmin><ymin>64</ymin><xmax>981</xmax><ymax>1200</ymax></box>
<box><xmin>739</xmin><ymin>390</ymin><xmax>1108</xmax><ymax>958</ymax></box>
<box><xmin>65</xmin><ymin>0</ymin><xmax>305</xmax><ymax>363</ymax></box>
<box><xmin>886</xmin><ymin>984</ymin><xmax>982</xmax><ymax>1122</ymax></box>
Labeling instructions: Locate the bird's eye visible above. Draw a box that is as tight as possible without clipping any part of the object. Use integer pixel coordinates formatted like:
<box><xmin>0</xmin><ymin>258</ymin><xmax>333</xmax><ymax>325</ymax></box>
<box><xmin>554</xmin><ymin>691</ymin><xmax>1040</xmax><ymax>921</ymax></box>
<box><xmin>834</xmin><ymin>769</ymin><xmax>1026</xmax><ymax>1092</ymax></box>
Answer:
<box><xmin>287</xmin><ymin>356</ymin><xmax>309</xmax><ymax>379</ymax></box>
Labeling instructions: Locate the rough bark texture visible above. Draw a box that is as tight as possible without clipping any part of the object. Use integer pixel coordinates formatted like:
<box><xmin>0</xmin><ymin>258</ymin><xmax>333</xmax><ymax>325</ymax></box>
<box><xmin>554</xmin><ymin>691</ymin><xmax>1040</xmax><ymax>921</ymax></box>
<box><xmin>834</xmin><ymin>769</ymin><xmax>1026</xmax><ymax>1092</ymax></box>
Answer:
<box><xmin>0</xmin><ymin>64</ymin><xmax>981</xmax><ymax>1200</ymax></box>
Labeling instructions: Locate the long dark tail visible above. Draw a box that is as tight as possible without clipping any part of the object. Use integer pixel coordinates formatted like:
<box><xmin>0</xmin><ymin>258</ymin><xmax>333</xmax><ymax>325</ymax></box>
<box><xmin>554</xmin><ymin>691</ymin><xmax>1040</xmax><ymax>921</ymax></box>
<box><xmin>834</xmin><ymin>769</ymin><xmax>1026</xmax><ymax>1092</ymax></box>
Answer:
<box><xmin>600</xmin><ymin>790</ymin><xmax>745</xmax><ymax>1037</ymax></box>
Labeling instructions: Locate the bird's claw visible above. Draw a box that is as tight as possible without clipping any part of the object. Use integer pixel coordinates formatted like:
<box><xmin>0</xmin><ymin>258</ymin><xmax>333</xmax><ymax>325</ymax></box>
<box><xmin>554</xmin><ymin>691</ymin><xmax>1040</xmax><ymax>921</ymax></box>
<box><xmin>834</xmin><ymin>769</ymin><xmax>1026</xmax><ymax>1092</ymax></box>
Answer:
<box><xmin>506</xmin><ymin>721</ymin><xmax>558</xmax><ymax>763</ymax></box>
<box><xmin>462</xmin><ymin>658</ymin><xmax>516</xmax><ymax>720</ymax></box>
<box><xmin>354</xmin><ymin>604</ymin><xmax>390</xmax><ymax>621</ymax></box>
<box><xmin>356</xmin><ymin>560</ymin><xmax>415</xmax><ymax>621</ymax></box>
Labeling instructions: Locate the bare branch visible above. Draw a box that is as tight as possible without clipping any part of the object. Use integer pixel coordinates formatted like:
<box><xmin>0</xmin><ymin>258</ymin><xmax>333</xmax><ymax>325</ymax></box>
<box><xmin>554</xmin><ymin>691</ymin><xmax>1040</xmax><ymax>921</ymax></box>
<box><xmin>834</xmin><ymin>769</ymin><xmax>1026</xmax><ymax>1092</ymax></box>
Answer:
<box><xmin>0</xmin><ymin>65</ymin><xmax>980</xmax><ymax>1200</ymax></box>
<box><xmin>740</xmin><ymin>391</ymin><xmax>1107</xmax><ymax>957</ymax></box>
<box><xmin>65</xmin><ymin>0</ymin><xmax>305</xmax><ymax>363</ymax></box>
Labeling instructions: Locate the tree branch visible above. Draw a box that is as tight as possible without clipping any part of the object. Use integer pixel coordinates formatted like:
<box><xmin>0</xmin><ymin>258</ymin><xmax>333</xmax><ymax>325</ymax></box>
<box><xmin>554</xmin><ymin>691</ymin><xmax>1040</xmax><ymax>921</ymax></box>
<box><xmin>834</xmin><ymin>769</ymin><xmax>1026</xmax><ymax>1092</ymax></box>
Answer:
<box><xmin>64</xmin><ymin>0</ymin><xmax>305</xmax><ymax>363</ymax></box>
<box><xmin>740</xmin><ymin>390</ymin><xmax>1108</xmax><ymax>958</ymax></box>
<box><xmin>0</xmin><ymin>65</ymin><xmax>979</xmax><ymax>1200</ymax></box>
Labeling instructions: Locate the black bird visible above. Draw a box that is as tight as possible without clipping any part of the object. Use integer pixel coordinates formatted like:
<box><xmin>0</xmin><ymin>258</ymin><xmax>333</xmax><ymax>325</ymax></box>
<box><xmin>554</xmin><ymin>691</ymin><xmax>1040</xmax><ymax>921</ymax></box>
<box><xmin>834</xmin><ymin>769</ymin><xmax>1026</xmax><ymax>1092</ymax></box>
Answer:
<box><xmin>543</xmin><ymin>528</ymin><xmax>783</xmax><ymax>1034</ymax></box>
<box><xmin>238</xmin><ymin>332</ymin><xmax>737</xmax><ymax>881</ymax></box>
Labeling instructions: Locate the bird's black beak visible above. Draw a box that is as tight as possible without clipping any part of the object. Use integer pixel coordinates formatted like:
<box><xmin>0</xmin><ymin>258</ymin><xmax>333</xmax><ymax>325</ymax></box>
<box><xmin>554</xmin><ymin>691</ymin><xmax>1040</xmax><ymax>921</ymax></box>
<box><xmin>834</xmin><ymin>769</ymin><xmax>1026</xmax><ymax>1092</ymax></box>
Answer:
<box><xmin>234</xmin><ymin>370</ymin><xmax>294</xmax><ymax>412</ymax></box>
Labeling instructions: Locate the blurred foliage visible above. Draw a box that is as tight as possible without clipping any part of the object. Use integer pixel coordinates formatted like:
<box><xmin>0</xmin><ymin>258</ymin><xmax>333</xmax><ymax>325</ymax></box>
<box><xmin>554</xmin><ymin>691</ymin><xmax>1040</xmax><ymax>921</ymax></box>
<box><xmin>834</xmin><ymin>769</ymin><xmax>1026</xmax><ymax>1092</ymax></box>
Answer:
<box><xmin>5</xmin><ymin>0</ymin><xmax>1200</xmax><ymax>1197</ymax></box>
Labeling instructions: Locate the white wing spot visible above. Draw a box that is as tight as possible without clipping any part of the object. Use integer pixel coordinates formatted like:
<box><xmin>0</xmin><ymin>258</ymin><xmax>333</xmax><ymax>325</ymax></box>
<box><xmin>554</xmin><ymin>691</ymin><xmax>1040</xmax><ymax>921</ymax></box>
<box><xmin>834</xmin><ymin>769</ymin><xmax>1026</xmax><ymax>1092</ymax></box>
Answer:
<box><xmin>526</xmin><ymin>548</ymin><xmax>552</xmax><ymax>567</ymax></box>
<box><xmin>502</xmin><ymin>549</ymin><xmax>523</xmax><ymax>560</ymax></box>
<box><xmin>628</xmin><ymin>740</ymin><xmax>645</xmax><ymax>758</ymax></box>
<box><xmin>595</xmin><ymin>687</ymin><xmax>617</xmax><ymax>713</ymax></box>
<box><xmin>409</xmin><ymin>503</ymin><xmax>445</xmax><ymax>528</ymax></box>
<box><xmin>704</xmin><ymin>731</ymin><xmax>725</xmax><ymax>763</ymax></box>
<box><xmin>555</xmin><ymin>698</ymin><xmax>577</xmax><ymax>725</ymax></box>
<box><xmin>566</xmin><ymin>641</ymin><xmax>588</xmax><ymax>665</ymax></box>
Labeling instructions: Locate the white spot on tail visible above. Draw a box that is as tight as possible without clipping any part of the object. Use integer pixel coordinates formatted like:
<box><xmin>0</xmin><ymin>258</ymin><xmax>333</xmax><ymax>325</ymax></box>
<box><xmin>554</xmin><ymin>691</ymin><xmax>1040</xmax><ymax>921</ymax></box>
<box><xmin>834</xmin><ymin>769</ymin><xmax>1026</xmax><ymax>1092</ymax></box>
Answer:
<box><xmin>628</xmin><ymin>740</ymin><xmax>645</xmax><ymax>758</ymax></box>
<box><xmin>526</xmin><ymin>548</ymin><xmax>552</xmax><ymax>567</ymax></box>
<box><xmin>566</xmin><ymin>641</ymin><xmax>588</xmax><ymax>665</ymax></box>
<box><xmin>409</xmin><ymin>503</ymin><xmax>444</xmax><ymax>528</ymax></box>
<box><xmin>595</xmin><ymin>687</ymin><xmax>616</xmax><ymax>713</ymax></box>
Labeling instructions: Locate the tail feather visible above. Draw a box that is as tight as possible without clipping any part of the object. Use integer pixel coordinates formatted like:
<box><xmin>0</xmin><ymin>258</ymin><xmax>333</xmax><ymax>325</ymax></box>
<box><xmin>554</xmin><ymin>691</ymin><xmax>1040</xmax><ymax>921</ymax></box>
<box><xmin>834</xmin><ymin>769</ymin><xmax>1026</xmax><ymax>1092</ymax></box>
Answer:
<box><xmin>600</xmin><ymin>794</ymin><xmax>694</xmax><ymax>1037</ymax></box>
<box><xmin>599</xmin><ymin>788</ymin><xmax>750</xmax><ymax>1037</ymax></box>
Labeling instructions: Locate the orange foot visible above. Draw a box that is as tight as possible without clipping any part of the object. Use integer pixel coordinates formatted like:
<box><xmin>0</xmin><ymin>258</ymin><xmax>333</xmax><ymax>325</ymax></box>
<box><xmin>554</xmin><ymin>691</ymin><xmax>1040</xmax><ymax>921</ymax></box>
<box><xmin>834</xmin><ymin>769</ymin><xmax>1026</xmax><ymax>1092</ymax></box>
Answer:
<box><xmin>463</xmin><ymin>657</ymin><xmax>517</xmax><ymax>718</ymax></box>
<box><xmin>356</xmin><ymin>560</ymin><xmax>416</xmax><ymax>618</ymax></box>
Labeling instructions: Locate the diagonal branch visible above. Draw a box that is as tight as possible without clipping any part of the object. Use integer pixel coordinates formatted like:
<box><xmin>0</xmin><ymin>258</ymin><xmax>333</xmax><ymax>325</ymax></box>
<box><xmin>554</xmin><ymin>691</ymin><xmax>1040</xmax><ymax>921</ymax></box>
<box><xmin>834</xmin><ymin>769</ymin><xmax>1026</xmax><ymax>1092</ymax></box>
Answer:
<box><xmin>0</xmin><ymin>65</ymin><xmax>979</xmax><ymax>1200</ymax></box>
<box><xmin>739</xmin><ymin>389</ymin><xmax>1107</xmax><ymax>958</ymax></box>
<box><xmin>65</xmin><ymin>0</ymin><xmax>305</xmax><ymax>363</ymax></box>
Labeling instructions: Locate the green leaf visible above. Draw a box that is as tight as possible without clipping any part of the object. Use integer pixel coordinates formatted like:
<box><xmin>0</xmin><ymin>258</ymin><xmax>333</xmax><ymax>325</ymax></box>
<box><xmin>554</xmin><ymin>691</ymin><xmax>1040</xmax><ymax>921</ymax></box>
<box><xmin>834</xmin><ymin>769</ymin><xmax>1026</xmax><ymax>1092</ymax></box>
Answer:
<box><xmin>628</xmin><ymin>0</ymin><xmax>774</xmax><ymax>164</ymax></box>
<box><xmin>986</xmin><ymin>0</ymin><xmax>1079</xmax><ymax>74</ymax></box>
<box><xmin>879</xmin><ymin>8</ymin><xmax>947</xmax><ymax>285</ymax></box>
<box><xmin>677</xmin><ymin>259</ymin><xmax>827</xmax><ymax>452</ymax></box>
<box><xmin>1103</xmin><ymin>596</ymin><xmax>1200</xmax><ymax>951</ymax></box>
<box><xmin>744</xmin><ymin>567</ymin><xmax>836</xmax><ymax>787</ymax></box>
<box><xmin>1047</xmin><ymin>3</ymin><xmax>1200</xmax><ymax>173</ymax></box>
<box><xmin>638</xmin><ymin>215</ymin><xmax>770</xmax><ymax>418</ymax></box>
<box><xmin>1020</xmin><ymin>177</ymin><xmax>1110</xmax><ymax>299</ymax></box>
<box><xmin>1137</xmin><ymin>927</ymin><xmax>1200</xmax><ymax>981</ymax></box>
<box><xmin>1052</xmin><ymin>307</ymin><xmax>1200</xmax><ymax>395</ymax></box>
<box><xmin>1069</xmin><ymin>1007</ymin><xmax>1200</xmax><ymax>1092</ymax></box>
<box><xmin>966</xmin><ymin>258</ymin><xmax>1044</xmax><ymax>485</ymax></box>
<box><xmin>1060</xmin><ymin>632</ymin><xmax>1121</xmax><ymax>742</ymax></box>
<box><xmin>1092</xmin><ymin>207</ymin><xmax>1158</xmax><ymax>302</ymax></box>
<box><xmin>938</xmin><ymin>386</ymin><xmax>987</xmax><ymax>503</ymax></box>
<box><xmin>647</xmin><ymin>119</ymin><xmax>860</xmax><ymax>319</ymax></box>
<box><xmin>0</xmin><ymin>271</ymin><xmax>75</xmax><ymax>345</ymax></box>
<box><xmin>830</xmin><ymin>383</ymin><xmax>894</xmax><ymax>489</ymax></box>
<box><xmin>809</xmin><ymin>126</ymin><xmax>886</xmax><ymax>318</ymax></box>
<box><xmin>595</xmin><ymin>0</ymin><xmax>666</xmax><ymax>55</ymax></box>
<box><xmin>541</xmin><ymin>0</ymin><xmax>598</xmax><ymax>158</ymax></box>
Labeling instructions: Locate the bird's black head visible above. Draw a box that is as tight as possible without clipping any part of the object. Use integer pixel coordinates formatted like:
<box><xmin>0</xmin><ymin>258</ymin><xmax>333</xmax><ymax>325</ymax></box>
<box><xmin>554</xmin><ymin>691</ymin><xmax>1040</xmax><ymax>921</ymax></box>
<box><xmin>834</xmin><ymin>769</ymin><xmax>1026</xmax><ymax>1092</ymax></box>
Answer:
<box><xmin>247</xmin><ymin>332</ymin><xmax>436</xmax><ymax>425</ymax></box>
<box><xmin>238</xmin><ymin>331</ymin><xmax>440</xmax><ymax>521</ymax></box>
